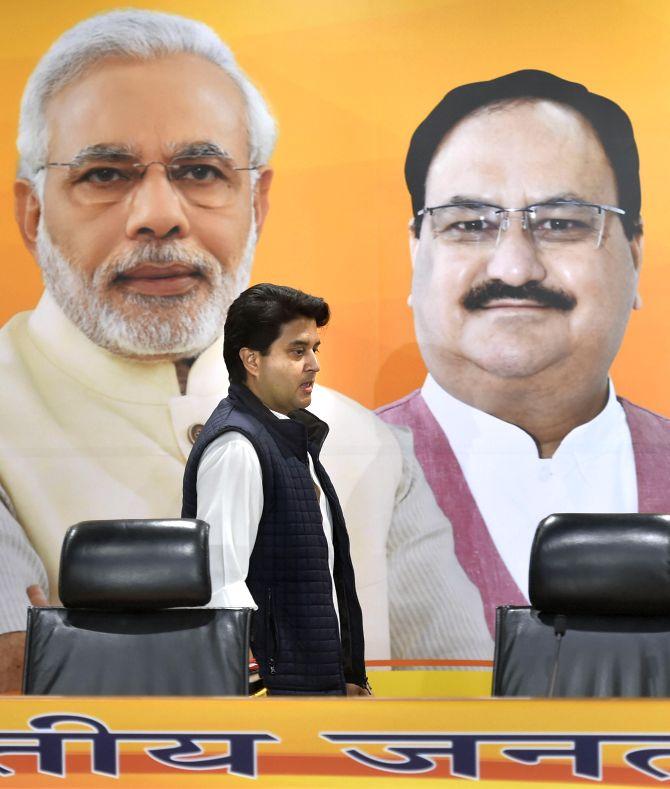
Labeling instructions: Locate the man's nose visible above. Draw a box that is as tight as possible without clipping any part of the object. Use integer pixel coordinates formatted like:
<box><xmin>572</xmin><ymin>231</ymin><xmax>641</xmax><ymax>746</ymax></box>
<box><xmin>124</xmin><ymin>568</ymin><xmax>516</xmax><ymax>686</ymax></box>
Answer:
<box><xmin>485</xmin><ymin>215</ymin><xmax>547</xmax><ymax>285</ymax></box>
<box><xmin>125</xmin><ymin>165</ymin><xmax>190</xmax><ymax>240</ymax></box>
<box><xmin>305</xmin><ymin>351</ymin><xmax>320</xmax><ymax>373</ymax></box>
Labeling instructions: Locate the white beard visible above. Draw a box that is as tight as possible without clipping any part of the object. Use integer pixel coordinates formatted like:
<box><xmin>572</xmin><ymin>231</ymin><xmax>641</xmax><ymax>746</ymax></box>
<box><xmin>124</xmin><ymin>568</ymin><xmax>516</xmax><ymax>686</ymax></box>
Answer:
<box><xmin>36</xmin><ymin>220</ymin><xmax>256</xmax><ymax>359</ymax></box>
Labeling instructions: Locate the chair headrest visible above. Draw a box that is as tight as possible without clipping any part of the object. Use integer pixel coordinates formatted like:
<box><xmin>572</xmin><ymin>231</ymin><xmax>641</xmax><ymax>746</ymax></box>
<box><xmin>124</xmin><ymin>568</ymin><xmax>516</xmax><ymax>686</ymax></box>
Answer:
<box><xmin>529</xmin><ymin>513</ymin><xmax>670</xmax><ymax>615</ymax></box>
<box><xmin>59</xmin><ymin>519</ymin><xmax>211</xmax><ymax>610</ymax></box>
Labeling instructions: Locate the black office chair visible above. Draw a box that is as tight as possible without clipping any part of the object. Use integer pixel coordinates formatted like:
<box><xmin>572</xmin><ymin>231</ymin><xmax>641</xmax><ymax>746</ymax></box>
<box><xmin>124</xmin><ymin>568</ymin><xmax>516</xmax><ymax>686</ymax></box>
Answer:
<box><xmin>23</xmin><ymin>519</ymin><xmax>252</xmax><ymax>696</ymax></box>
<box><xmin>493</xmin><ymin>513</ymin><xmax>670</xmax><ymax>697</ymax></box>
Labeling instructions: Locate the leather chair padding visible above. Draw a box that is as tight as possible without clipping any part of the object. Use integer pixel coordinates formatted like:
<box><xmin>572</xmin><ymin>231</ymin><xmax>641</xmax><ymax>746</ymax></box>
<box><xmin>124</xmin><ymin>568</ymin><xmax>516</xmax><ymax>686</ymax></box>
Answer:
<box><xmin>529</xmin><ymin>513</ymin><xmax>670</xmax><ymax>615</ymax></box>
<box><xmin>59</xmin><ymin>519</ymin><xmax>210</xmax><ymax>610</ymax></box>
<box><xmin>495</xmin><ymin>514</ymin><xmax>670</xmax><ymax>697</ymax></box>
<box><xmin>24</xmin><ymin>607</ymin><xmax>251</xmax><ymax>696</ymax></box>
<box><xmin>25</xmin><ymin>518</ymin><xmax>250</xmax><ymax>696</ymax></box>
<box><xmin>493</xmin><ymin>606</ymin><xmax>670</xmax><ymax>697</ymax></box>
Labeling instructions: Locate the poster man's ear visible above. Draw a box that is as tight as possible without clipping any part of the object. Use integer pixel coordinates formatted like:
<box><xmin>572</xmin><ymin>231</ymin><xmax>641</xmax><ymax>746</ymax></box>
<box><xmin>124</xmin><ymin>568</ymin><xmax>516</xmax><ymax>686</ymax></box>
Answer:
<box><xmin>253</xmin><ymin>168</ymin><xmax>273</xmax><ymax>236</ymax></box>
<box><xmin>14</xmin><ymin>179</ymin><xmax>41</xmax><ymax>254</ymax></box>
<box><xmin>630</xmin><ymin>229</ymin><xmax>643</xmax><ymax>310</ymax></box>
<box><xmin>408</xmin><ymin>217</ymin><xmax>420</xmax><ymax>269</ymax></box>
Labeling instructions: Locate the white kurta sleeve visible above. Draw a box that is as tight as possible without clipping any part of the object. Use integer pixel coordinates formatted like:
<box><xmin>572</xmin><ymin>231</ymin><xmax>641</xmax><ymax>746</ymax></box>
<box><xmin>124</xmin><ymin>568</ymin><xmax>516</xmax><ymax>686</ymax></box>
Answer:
<box><xmin>195</xmin><ymin>432</ymin><xmax>263</xmax><ymax>610</ymax></box>
<box><xmin>0</xmin><ymin>484</ymin><xmax>49</xmax><ymax>633</ymax></box>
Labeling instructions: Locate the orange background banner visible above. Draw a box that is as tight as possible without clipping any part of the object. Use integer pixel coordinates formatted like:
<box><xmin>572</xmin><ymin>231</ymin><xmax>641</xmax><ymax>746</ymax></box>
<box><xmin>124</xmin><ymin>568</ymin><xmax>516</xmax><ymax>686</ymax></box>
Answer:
<box><xmin>1</xmin><ymin>0</ymin><xmax>669</xmax><ymax>410</ymax></box>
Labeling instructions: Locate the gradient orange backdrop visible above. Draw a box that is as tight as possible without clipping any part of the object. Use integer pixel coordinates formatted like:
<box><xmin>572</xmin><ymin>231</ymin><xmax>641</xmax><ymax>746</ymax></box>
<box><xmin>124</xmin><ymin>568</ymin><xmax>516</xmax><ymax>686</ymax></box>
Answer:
<box><xmin>0</xmin><ymin>0</ymin><xmax>668</xmax><ymax>411</ymax></box>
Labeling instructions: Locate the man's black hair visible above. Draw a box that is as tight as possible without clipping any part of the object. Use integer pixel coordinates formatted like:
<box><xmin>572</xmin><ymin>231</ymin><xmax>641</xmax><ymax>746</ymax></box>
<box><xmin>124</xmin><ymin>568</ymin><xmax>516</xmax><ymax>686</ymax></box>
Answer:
<box><xmin>224</xmin><ymin>283</ymin><xmax>330</xmax><ymax>385</ymax></box>
<box><xmin>405</xmin><ymin>69</ymin><xmax>641</xmax><ymax>239</ymax></box>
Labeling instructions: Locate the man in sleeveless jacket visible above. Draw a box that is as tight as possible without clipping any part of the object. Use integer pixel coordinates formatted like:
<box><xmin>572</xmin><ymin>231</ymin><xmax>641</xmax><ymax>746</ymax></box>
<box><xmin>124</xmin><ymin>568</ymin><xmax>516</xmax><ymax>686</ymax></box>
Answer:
<box><xmin>183</xmin><ymin>284</ymin><xmax>368</xmax><ymax>695</ymax></box>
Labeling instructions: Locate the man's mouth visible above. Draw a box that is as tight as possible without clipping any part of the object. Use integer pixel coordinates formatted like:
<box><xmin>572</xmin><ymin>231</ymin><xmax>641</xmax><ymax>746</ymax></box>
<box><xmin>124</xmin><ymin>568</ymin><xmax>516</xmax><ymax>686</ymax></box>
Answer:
<box><xmin>115</xmin><ymin>264</ymin><xmax>203</xmax><ymax>296</ymax></box>
<box><xmin>300</xmin><ymin>380</ymin><xmax>315</xmax><ymax>394</ymax></box>
<box><xmin>479</xmin><ymin>299</ymin><xmax>550</xmax><ymax>309</ymax></box>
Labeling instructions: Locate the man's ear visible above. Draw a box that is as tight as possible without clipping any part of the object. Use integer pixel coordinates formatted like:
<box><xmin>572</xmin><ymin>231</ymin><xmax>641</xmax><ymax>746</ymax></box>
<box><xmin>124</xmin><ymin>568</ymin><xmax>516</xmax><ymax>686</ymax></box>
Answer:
<box><xmin>408</xmin><ymin>217</ymin><xmax>420</xmax><ymax>269</ymax></box>
<box><xmin>239</xmin><ymin>347</ymin><xmax>259</xmax><ymax>379</ymax></box>
<box><xmin>253</xmin><ymin>168</ymin><xmax>273</xmax><ymax>237</ymax></box>
<box><xmin>407</xmin><ymin>218</ymin><xmax>421</xmax><ymax>308</ymax></box>
<box><xmin>630</xmin><ymin>230</ymin><xmax>643</xmax><ymax>310</ymax></box>
<box><xmin>14</xmin><ymin>179</ymin><xmax>41</xmax><ymax>255</ymax></box>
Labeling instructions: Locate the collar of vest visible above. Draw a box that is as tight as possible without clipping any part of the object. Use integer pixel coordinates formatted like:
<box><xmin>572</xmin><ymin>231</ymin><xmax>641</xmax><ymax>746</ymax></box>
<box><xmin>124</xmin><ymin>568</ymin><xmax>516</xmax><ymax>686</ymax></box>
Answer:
<box><xmin>227</xmin><ymin>383</ymin><xmax>330</xmax><ymax>460</ymax></box>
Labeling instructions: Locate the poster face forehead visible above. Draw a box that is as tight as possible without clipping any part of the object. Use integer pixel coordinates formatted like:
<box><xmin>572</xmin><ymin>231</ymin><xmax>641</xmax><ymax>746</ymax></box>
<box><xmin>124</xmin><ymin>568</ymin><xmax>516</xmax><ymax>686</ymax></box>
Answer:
<box><xmin>44</xmin><ymin>54</ymin><xmax>249</xmax><ymax>166</ymax></box>
<box><xmin>425</xmin><ymin>101</ymin><xmax>618</xmax><ymax>210</ymax></box>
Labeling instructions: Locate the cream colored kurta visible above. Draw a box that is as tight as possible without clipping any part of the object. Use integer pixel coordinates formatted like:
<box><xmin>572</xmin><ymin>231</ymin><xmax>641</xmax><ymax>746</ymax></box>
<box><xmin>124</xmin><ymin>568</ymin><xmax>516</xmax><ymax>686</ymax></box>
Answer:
<box><xmin>0</xmin><ymin>292</ymin><xmax>404</xmax><ymax>657</ymax></box>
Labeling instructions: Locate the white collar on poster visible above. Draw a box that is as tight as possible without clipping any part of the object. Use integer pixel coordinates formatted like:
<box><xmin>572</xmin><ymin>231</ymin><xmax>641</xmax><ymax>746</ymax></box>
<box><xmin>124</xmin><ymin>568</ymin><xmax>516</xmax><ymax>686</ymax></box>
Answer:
<box><xmin>421</xmin><ymin>373</ymin><xmax>637</xmax><ymax>597</ymax></box>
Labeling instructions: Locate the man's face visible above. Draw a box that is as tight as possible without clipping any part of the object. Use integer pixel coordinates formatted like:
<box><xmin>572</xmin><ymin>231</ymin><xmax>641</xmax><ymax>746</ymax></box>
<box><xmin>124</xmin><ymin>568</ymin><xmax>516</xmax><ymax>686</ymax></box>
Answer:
<box><xmin>410</xmin><ymin>100</ymin><xmax>641</xmax><ymax>392</ymax></box>
<box><xmin>16</xmin><ymin>53</ymin><xmax>271</xmax><ymax>359</ymax></box>
<box><xmin>249</xmin><ymin>317</ymin><xmax>321</xmax><ymax>415</ymax></box>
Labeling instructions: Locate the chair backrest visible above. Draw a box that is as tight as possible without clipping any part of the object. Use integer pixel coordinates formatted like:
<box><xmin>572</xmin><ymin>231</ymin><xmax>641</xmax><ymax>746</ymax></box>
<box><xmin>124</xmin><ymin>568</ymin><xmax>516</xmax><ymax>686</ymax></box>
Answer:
<box><xmin>23</xmin><ymin>519</ymin><xmax>251</xmax><ymax>696</ymax></box>
<box><xmin>493</xmin><ymin>513</ymin><xmax>670</xmax><ymax>697</ymax></box>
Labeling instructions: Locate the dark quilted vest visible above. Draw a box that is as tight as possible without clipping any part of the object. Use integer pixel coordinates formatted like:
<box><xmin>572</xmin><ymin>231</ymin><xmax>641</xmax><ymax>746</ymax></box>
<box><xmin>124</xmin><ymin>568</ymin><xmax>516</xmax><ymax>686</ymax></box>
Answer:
<box><xmin>182</xmin><ymin>384</ymin><xmax>366</xmax><ymax>694</ymax></box>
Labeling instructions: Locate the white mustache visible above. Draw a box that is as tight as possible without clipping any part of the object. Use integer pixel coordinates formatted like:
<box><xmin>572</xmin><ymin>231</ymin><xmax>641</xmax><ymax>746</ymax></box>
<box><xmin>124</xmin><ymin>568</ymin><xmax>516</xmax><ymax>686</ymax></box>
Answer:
<box><xmin>93</xmin><ymin>243</ymin><xmax>220</xmax><ymax>287</ymax></box>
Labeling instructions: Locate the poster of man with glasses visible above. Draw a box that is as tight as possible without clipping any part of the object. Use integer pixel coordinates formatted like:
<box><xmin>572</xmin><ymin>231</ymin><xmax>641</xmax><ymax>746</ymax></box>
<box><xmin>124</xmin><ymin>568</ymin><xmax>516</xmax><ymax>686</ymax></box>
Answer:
<box><xmin>377</xmin><ymin>69</ymin><xmax>670</xmax><ymax>659</ymax></box>
<box><xmin>0</xmin><ymin>3</ymin><xmax>668</xmax><ymax>677</ymax></box>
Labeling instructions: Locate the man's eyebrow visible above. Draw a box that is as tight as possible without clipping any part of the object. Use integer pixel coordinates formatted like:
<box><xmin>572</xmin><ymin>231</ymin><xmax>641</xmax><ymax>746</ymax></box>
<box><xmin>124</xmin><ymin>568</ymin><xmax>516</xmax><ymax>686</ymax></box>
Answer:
<box><xmin>441</xmin><ymin>195</ymin><xmax>505</xmax><ymax>209</ymax></box>
<box><xmin>434</xmin><ymin>193</ymin><xmax>593</xmax><ymax>208</ymax></box>
<box><xmin>63</xmin><ymin>141</ymin><xmax>234</xmax><ymax>167</ymax></box>
<box><xmin>529</xmin><ymin>192</ymin><xmax>590</xmax><ymax>205</ymax></box>
<box><xmin>287</xmin><ymin>339</ymin><xmax>321</xmax><ymax>349</ymax></box>
<box><xmin>66</xmin><ymin>144</ymin><xmax>137</xmax><ymax>167</ymax></box>
<box><xmin>168</xmin><ymin>141</ymin><xmax>233</xmax><ymax>160</ymax></box>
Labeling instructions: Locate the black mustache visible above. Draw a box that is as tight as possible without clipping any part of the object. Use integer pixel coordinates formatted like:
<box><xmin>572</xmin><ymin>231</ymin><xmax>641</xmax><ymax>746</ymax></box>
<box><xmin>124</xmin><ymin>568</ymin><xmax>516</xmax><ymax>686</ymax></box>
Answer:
<box><xmin>463</xmin><ymin>280</ymin><xmax>577</xmax><ymax>311</ymax></box>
